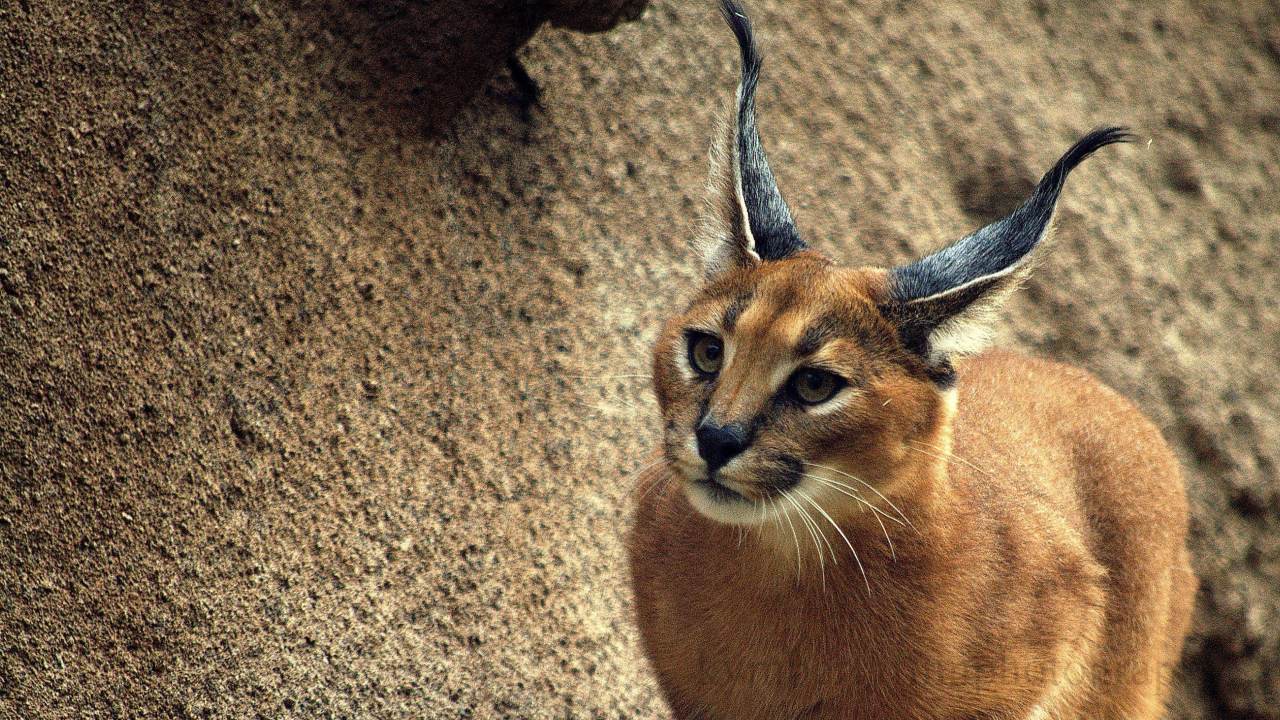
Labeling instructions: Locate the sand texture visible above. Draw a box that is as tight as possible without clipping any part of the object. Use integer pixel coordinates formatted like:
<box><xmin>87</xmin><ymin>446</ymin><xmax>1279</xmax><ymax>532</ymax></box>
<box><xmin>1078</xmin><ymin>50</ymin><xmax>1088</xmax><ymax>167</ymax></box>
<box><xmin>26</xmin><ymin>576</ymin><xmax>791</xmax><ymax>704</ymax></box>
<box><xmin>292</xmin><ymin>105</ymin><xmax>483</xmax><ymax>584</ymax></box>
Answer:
<box><xmin>1</xmin><ymin>1</ymin><xmax>1277</xmax><ymax>717</ymax></box>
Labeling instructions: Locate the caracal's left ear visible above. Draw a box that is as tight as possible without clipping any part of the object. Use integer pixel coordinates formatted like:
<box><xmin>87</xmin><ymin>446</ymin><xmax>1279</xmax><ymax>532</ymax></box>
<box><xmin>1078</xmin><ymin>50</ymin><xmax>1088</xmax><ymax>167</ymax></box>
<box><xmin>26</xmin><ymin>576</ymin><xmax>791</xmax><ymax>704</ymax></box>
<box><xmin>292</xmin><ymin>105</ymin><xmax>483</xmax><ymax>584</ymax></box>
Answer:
<box><xmin>878</xmin><ymin>127</ymin><xmax>1133</xmax><ymax>384</ymax></box>
<box><xmin>699</xmin><ymin>0</ymin><xmax>806</xmax><ymax>276</ymax></box>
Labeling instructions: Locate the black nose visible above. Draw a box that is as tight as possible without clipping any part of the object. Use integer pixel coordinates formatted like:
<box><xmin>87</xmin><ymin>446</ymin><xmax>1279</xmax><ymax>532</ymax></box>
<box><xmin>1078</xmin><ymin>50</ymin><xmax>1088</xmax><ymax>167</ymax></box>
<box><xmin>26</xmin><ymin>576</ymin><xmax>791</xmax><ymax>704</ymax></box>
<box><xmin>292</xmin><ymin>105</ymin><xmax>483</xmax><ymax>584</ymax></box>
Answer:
<box><xmin>696</xmin><ymin>422</ymin><xmax>748</xmax><ymax>472</ymax></box>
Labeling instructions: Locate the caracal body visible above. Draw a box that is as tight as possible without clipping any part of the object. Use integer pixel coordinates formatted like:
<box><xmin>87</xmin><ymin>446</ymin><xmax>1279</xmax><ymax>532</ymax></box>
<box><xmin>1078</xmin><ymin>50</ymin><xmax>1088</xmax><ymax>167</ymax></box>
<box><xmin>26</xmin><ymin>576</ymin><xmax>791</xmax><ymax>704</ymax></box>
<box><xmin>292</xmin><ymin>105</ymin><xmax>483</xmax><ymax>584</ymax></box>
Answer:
<box><xmin>632</xmin><ymin>349</ymin><xmax>1194</xmax><ymax>719</ymax></box>
<box><xmin>627</xmin><ymin>3</ymin><xmax>1195</xmax><ymax>718</ymax></box>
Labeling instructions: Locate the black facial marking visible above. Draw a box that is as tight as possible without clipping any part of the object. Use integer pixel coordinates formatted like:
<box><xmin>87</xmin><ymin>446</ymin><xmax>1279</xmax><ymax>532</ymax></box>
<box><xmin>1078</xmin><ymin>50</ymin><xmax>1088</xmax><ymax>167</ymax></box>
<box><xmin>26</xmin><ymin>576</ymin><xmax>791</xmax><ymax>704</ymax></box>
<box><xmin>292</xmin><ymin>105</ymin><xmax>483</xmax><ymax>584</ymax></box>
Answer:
<box><xmin>722</xmin><ymin>292</ymin><xmax>753</xmax><ymax>334</ymax></box>
<box><xmin>796</xmin><ymin>311</ymin><xmax>892</xmax><ymax>359</ymax></box>
<box><xmin>764</xmin><ymin>455</ymin><xmax>804</xmax><ymax>494</ymax></box>
<box><xmin>745</xmin><ymin>408</ymin><xmax>768</xmax><ymax>444</ymax></box>
<box><xmin>927</xmin><ymin>360</ymin><xmax>956</xmax><ymax>388</ymax></box>
<box><xmin>795</xmin><ymin>316</ymin><xmax>841</xmax><ymax>357</ymax></box>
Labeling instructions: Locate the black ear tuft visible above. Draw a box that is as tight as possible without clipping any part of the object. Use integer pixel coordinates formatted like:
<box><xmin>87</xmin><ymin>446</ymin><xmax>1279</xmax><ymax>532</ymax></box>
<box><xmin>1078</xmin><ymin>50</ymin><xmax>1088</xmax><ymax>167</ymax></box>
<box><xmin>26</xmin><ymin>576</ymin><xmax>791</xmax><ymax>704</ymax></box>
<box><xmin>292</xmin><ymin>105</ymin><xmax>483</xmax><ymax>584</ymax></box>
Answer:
<box><xmin>890</xmin><ymin>127</ymin><xmax>1132</xmax><ymax>304</ymax></box>
<box><xmin>719</xmin><ymin>0</ymin><xmax>805</xmax><ymax>261</ymax></box>
<box><xmin>883</xmin><ymin>127</ymin><xmax>1131</xmax><ymax>377</ymax></box>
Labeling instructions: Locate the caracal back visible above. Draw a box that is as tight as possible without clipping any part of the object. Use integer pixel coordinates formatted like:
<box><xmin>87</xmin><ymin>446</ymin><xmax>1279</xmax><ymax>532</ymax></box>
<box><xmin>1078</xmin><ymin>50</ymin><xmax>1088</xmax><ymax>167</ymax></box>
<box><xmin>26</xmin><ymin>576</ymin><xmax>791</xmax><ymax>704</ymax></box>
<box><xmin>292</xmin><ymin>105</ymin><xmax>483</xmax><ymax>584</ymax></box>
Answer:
<box><xmin>952</xmin><ymin>350</ymin><xmax>1195</xmax><ymax>717</ymax></box>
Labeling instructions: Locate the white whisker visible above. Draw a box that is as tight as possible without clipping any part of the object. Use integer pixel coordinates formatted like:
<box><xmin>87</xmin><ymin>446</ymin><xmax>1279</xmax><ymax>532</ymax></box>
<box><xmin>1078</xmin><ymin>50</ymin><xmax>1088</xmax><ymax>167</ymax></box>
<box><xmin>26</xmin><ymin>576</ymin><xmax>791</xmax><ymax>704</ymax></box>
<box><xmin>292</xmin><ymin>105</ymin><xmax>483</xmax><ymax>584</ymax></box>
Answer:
<box><xmin>793</xmin><ymin>466</ymin><xmax>896</xmax><ymax>515</ymax></box>
<box><xmin>775</xmin><ymin>496</ymin><xmax>804</xmax><ymax>581</ymax></box>
<box><xmin>805</xmin><ymin>462</ymin><xmax>915</xmax><ymax>531</ymax></box>
<box><xmin>795</xmin><ymin>490</ymin><xmax>838</xmax><ymax>567</ymax></box>
<box><xmin>634</xmin><ymin>460</ymin><xmax>674</xmax><ymax>503</ymax></box>
<box><xmin>800</xmin><ymin>472</ymin><xmax>904</xmax><ymax>532</ymax></box>
<box><xmin>907</xmin><ymin>438</ymin><xmax>990</xmax><ymax>477</ymax></box>
<box><xmin>800</xmin><ymin>473</ymin><xmax>897</xmax><ymax>560</ymax></box>
<box><xmin>784</xmin><ymin>492</ymin><xmax>826</xmax><ymax>591</ymax></box>
<box><xmin>869</xmin><ymin>503</ymin><xmax>896</xmax><ymax>561</ymax></box>
<box><xmin>799</xmin><ymin>489</ymin><xmax>871</xmax><ymax>597</ymax></box>
<box><xmin>628</xmin><ymin>457</ymin><xmax>665</xmax><ymax>481</ymax></box>
<box><xmin>799</xmin><ymin>472</ymin><xmax>905</xmax><ymax>527</ymax></box>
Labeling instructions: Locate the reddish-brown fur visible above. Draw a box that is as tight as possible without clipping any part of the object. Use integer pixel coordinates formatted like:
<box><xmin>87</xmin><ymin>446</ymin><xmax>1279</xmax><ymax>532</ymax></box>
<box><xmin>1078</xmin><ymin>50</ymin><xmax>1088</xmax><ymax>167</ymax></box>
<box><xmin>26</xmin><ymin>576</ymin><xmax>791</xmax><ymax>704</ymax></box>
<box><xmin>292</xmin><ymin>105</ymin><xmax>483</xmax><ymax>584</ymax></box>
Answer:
<box><xmin>629</xmin><ymin>259</ymin><xmax>1195</xmax><ymax>719</ymax></box>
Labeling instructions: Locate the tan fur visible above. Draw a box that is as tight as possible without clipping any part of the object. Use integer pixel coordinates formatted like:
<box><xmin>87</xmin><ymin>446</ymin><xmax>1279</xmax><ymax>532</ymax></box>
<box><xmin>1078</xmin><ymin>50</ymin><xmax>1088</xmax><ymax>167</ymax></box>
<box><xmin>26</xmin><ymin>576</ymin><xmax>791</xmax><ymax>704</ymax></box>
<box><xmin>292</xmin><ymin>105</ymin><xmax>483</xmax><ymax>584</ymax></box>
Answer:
<box><xmin>629</xmin><ymin>258</ymin><xmax>1195</xmax><ymax>719</ymax></box>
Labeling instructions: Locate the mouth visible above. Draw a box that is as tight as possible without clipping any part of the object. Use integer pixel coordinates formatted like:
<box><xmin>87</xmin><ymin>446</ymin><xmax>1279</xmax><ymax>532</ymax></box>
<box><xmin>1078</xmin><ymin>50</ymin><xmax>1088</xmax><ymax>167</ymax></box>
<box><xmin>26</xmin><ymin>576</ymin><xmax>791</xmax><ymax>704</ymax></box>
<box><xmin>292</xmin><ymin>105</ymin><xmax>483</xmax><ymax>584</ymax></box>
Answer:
<box><xmin>668</xmin><ymin>450</ymin><xmax>754</xmax><ymax>504</ymax></box>
<box><xmin>693</xmin><ymin>475</ymin><xmax>751</xmax><ymax>503</ymax></box>
<box><xmin>671</xmin><ymin>452</ymin><xmax>807</xmax><ymax>527</ymax></box>
<box><xmin>681</xmin><ymin>470</ymin><xmax>777</xmax><ymax>527</ymax></box>
<box><xmin>670</xmin><ymin>451</ymin><xmax>803</xmax><ymax>506</ymax></box>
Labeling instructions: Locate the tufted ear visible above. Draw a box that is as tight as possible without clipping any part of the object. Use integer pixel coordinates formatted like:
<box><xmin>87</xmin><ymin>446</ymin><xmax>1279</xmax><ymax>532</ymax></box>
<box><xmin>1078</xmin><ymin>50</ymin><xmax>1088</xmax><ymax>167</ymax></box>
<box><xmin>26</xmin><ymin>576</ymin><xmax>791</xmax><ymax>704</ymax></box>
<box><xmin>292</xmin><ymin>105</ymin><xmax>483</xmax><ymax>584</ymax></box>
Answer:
<box><xmin>700</xmin><ymin>0</ymin><xmax>806</xmax><ymax>276</ymax></box>
<box><xmin>880</xmin><ymin>127</ymin><xmax>1133</xmax><ymax>384</ymax></box>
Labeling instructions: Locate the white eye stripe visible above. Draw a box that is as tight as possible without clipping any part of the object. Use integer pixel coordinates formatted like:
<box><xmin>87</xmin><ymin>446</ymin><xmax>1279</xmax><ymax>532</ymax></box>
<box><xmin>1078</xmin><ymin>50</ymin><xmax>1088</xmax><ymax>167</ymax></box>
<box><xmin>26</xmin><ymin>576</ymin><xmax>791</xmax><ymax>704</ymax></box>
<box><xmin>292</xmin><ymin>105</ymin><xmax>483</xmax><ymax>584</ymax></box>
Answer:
<box><xmin>673</xmin><ymin>341</ymin><xmax>699</xmax><ymax>382</ymax></box>
<box><xmin>806</xmin><ymin>386</ymin><xmax>857</xmax><ymax>415</ymax></box>
<box><xmin>768</xmin><ymin>361</ymin><xmax>796</xmax><ymax>392</ymax></box>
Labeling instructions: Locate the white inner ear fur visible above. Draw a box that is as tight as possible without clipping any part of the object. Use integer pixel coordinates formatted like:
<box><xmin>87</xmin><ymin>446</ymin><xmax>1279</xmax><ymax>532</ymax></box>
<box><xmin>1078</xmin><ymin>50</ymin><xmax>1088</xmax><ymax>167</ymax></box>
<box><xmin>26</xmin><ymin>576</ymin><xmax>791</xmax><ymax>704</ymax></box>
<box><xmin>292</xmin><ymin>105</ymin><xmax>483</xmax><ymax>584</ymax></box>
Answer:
<box><xmin>698</xmin><ymin>87</ymin><xmax>759</xmax><ymax>276</ymax></box>
<box><xmin>904</xmin><ymin>213</ymin><xmax>1057</xmax><ymax>363</ymax></box>
<box><xmin>910</xmin><ymin>264</ymin><xmax>1025</xmax><ymax>363</ymax></box>
<box><xmin>907</xmin><ymin>246</ymin><xmax>1049</xmax><ymax>363</ymax></box>
<box><xmin>728</xmin><ymin>99</ymin><xmax>758</xmax><ymax>259</ymax></box>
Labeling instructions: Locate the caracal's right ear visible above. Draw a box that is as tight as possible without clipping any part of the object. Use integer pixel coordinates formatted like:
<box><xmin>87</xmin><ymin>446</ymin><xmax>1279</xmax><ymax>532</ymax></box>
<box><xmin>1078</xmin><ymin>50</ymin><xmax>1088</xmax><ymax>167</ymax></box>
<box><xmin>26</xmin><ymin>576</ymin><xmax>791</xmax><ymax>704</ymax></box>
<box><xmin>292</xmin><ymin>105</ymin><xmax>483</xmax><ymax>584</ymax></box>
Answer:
<box><xmin>878</xmin><ymin>127</ymin><xmax>1133</xmax><ymax>384</ymax></box>
<box><xmin>699</xmin><ymin>0</ymin><xmax>806</xmax><ymax>277</ymax></box>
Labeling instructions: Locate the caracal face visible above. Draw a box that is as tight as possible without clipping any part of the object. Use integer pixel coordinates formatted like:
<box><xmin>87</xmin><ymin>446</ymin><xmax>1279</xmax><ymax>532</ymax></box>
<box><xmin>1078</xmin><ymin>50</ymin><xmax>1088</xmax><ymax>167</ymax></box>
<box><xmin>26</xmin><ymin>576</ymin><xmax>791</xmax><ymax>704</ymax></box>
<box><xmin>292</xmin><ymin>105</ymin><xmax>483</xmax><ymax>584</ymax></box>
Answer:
<box><xmin>652</xmin><ymin>256</ymin><xmax>942</xmax><ymax>526</ymax></box>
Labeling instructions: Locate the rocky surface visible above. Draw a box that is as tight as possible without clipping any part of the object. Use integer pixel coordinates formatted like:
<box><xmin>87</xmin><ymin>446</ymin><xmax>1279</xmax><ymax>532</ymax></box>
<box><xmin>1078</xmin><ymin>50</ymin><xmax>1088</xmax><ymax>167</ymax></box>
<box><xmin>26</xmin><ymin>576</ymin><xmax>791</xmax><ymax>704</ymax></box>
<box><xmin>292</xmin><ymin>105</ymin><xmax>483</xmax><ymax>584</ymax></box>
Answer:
<box><xmin>1</xmin><ymin>1</ymin><xmax>1276</xmax><ymax>717</ymax></box>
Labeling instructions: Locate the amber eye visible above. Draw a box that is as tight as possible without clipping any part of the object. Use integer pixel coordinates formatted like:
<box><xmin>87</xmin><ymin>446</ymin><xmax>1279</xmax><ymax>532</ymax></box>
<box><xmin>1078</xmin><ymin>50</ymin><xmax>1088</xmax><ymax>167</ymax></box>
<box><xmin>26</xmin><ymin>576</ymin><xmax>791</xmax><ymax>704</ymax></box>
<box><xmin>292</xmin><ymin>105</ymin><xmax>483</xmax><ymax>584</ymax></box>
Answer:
<box><xmin>790</xmin><ymin>368</ymin><xmax>844</xmax><ymax>405</ymax></box>
<box><xmin>687</xmin><ymin>333</ymin><xmax>724</xmax><ymax>375</ymax></box>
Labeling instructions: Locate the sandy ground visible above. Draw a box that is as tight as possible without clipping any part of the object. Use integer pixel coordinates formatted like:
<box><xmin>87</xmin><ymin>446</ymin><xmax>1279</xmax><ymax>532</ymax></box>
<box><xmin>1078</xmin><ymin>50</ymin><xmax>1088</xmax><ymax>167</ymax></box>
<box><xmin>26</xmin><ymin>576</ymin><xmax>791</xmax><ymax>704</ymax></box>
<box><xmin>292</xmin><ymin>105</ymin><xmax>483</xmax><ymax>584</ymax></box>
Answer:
<box><xmin>1</xmin><ymin>1</ymin><xmax>1277</xmax><ymax>718</ymax></box>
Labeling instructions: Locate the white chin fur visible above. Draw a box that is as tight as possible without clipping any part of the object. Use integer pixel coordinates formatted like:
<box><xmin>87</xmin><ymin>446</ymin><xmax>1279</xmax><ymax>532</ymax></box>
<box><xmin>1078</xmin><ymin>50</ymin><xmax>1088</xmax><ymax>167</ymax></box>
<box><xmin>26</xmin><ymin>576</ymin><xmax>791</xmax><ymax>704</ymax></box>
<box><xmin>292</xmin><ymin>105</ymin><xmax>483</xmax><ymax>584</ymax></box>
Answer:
<box><xmin>683</xmin><ymin>481</ymin><xmax>769</xmax><ymax>526</ymax></box>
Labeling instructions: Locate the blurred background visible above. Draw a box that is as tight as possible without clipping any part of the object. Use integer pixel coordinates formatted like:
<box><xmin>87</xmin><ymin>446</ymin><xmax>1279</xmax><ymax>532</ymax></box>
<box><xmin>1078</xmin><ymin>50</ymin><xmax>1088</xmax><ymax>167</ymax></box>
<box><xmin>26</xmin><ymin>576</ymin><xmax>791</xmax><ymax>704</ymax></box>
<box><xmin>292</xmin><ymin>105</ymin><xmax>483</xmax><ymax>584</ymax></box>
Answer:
<box><xmin>1</xmin><ymin>0</ymin><xmax>1276</xmax><ymax>717</ymax></box>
